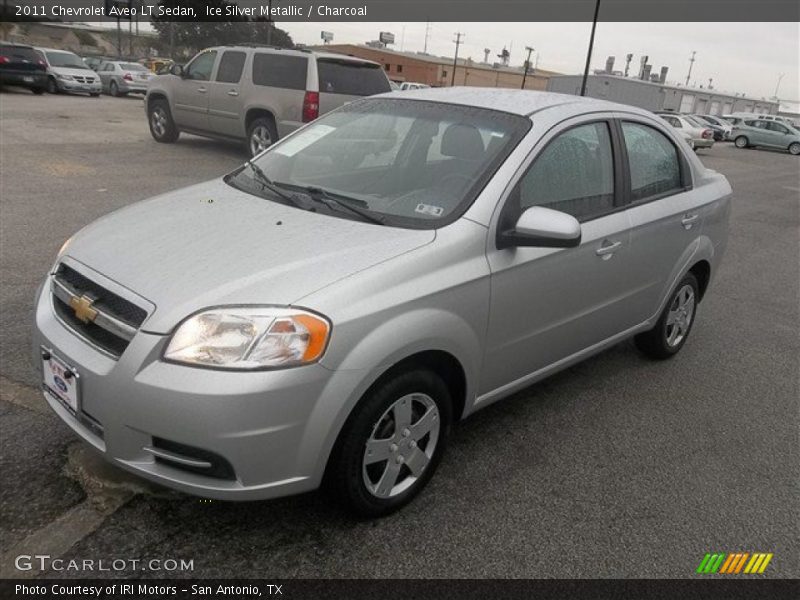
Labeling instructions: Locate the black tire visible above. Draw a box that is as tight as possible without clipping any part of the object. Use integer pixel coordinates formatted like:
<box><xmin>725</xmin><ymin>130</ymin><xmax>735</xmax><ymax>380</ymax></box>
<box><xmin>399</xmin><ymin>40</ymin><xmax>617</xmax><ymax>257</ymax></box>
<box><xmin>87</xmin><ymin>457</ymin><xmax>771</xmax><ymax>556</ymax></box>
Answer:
<box><xmin>90</xmin><ymin>92</ymin><xmax>100</xmax><ymax>97</ymax></box>
<box><xmin>734</xmin><ymin>135</ymin><xmax>749</xmax><ymax>149</ymax></box>
<box><xmin>326</xmin><ymin>368</ymin><xmax>453</xmax><ymax>517</ymax></box>
<box><xmin>32</xmin><ymin>87</ymin><xmax>45</xmax><ymax>95</ymax></box>
<box><xmin>46</xmin><ymin>77</ymin><xmax>58</xmax><ymax>94</ymax></box>
<box><xmin>246</xmin><ymin>116</ymin><xmax>277</xmax><ymax>157</ymax></box>
<box><xmin>789</xmin><ymin>142</ymin><xmax>800</xmax><ymax>156</ymax></box>
<box><xmin>109</xmin><ymin>81</ymin><xmax>119</xmax><ymax>97</ymax></box>
<box><xmin>635</xmin><ymin>272</ymin><xmax>700</xmax><ymax>360</ymax></box>
<box><xmin>147</xmin><ymin>98</ymin><xmax>180</xmax><ymax>143</ymax></box>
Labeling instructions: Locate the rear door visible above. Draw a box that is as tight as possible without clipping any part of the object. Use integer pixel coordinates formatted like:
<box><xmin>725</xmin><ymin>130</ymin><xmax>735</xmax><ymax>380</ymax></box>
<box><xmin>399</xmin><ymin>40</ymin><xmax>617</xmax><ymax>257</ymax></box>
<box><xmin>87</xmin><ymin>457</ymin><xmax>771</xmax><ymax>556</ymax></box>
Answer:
<box><xmin>250</xmin><ymin>52</ymin><xmax>308</xmax><ymax>138</ymax></box>
<box><xmin>764</xmin><ymin>121</ymin><xmax>792</xmax><ymax>148</ymax></box>
<box><xmin>208</xmin><ymin>49</ymin><xmax>247</xmax><ymax>137</ymax></box>
<box><xmin>173</xmin><ymin>49</ymin><xmax>217</xmax><ymax>132</ymax></box>
<box><xmin>617</xmin><ymin>117</ymin><xmax>707</xmax><ymax>323</ymax></box>
<box><xmin>316</xmin><ymin>58</ymin><xmax>391</xmax><ymax>115</ymax></box>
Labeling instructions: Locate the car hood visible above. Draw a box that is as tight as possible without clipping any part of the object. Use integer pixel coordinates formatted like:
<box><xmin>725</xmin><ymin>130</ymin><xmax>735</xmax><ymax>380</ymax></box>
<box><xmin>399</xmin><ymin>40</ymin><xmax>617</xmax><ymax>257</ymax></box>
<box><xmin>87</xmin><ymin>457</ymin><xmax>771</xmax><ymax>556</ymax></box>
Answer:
<box><xmin>63</xmin><ymin>179</ymin><xmax>435</xmax><ymax>333</ymax></box>
<box><xmin>51</xmin><ymin>66</ymin><xmax>96</xmax><ymax>78</ymax></box>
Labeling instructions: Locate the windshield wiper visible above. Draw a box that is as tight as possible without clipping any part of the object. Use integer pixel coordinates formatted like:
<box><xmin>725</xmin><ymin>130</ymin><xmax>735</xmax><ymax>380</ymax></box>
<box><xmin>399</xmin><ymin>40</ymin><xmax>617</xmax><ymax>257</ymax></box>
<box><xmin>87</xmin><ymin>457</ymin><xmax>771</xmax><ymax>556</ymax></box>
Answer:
<box><xmin>291</xmin><ymin>185</ymin><xmax>385</xmax><ymax>225</ymax></box>
<box><xmin>242</xmin><ymin>161</ymin><xmax>308</xmax><ymax>209</ymax></box>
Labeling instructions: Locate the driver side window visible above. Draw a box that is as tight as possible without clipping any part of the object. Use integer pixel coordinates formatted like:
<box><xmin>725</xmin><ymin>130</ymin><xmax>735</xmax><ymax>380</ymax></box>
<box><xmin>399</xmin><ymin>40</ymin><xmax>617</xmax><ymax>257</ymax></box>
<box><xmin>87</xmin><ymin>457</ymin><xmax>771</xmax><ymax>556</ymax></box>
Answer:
<box><xmin>185</xmin><ymin>51</ymin><xmax>217</xmax><ymax>81</ymax></box>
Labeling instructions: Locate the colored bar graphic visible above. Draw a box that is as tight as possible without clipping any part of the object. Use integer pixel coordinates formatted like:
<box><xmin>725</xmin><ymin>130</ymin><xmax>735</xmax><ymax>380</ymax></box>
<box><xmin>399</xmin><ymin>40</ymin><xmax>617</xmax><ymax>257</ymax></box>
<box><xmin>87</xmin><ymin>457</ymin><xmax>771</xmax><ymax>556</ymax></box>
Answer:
<box><xmin>733</xmin><ymin>553</ymin><xmax>749</xmax><ymax>574</ymax></box>
<box><xmin>697</xmin><ymin>552</ymin><xmax>772</xmax><ymax>575</ymax></box>
<box><xmin>757</xmin><ymin>554</ymin><xmax>773</xmax><ymax>573</ymax></box>
<box><xmin>719</xmin><ymin>553</ymin><xmax>736</xmax><ymax>574</ymax></box>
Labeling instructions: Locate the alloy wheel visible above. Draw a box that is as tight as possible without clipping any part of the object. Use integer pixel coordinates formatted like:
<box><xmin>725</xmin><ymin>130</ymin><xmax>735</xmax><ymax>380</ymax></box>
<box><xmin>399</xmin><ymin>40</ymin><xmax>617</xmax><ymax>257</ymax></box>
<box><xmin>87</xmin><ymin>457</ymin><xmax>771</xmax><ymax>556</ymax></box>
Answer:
<box><xmin>665</xmin><ymin>284</ymin><xmax>695</xmax><ymax>347</ymax></box>
<box><xmin>362</xmin><ymin>393</ymin><xmax>440</xmax><ymax>499</ymax></box>
<box><xmin>150</xmin><ymin>107</ymin><xmax>167</xmax><ymax>138</ymax></box>
<box><xmin>249</xmin><ymin>125</ymin><xmax>272</xmax><ymax>156</ymax></box>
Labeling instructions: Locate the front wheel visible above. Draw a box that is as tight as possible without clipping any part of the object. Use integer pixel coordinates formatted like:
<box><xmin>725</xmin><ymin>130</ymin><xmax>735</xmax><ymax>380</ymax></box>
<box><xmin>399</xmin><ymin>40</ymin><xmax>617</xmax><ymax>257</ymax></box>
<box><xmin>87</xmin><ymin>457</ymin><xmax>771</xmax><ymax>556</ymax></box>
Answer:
<box><xmin>148</xmin><ymin>99</ymin><xmax>180</xmax><ymax>143</ymax></box>
<box><xmin>326</xmin><ymin>369</ymin><xmax>453</xmax><ymax>517</ymax></box>
<box><xmin>32</xmin><ymin>87</ymin><xmax>45</xmax><ymax>95</ymax></box>
<box><xmin>789</xmin><ymin>142</ymin><xmax>800</xmax><ymax>156</ymax></box>
<box><xmin>734</xmin><ymin>135</ymin><xmax>749</xmax><ymax>148</ymax></box>
<box><xmin>635</xmin><ymin>272</ymin><xmax>699</xmax><ymax>360</ymax></box>
<box><xmin>46</xmin><ymin>77</ymin><xmax>58</xmax><ymax>94</ymax></box>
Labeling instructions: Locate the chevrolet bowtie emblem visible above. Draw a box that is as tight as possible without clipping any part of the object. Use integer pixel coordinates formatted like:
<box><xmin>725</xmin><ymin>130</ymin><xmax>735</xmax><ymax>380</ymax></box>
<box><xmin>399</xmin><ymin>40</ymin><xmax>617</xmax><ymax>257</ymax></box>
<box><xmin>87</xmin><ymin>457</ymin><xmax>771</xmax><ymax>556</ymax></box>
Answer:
<box><xmin>69</xmin><ymin>294</ymin><xmax>98</xmax><ymax>324</ymax></box>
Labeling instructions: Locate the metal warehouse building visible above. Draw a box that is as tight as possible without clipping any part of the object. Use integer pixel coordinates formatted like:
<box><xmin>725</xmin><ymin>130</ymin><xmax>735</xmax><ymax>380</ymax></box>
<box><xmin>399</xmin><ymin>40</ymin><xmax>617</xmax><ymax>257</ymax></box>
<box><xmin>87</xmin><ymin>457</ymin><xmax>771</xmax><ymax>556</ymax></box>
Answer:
<box><xmin>547</xmin><ymin>74</ymin><xmax>779</xmax><ymax>116</ymax></box>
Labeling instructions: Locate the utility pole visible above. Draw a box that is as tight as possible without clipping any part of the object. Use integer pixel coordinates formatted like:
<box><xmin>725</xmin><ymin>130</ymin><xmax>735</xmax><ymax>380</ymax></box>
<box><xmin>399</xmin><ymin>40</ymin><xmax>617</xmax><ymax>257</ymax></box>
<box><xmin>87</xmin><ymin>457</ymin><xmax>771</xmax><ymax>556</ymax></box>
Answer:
<box><xmin>685</xmin><ymin>50</ymin><xmax>696</xmax><ymax>86</ymax></box>
<box><xmin>451</xmin><ymin>32</ymin><xmax>464</xmax><ymax>87</ymax></box>
<box><xmin>580</xmin><ymin>0</ymin><xmax>601</xmax><ymax>96</ymax></box>
<box><xmin>521</xmin><ymin>46</ymin><xmax>534</xmax><ymax>89</ymax></box>
<box><xmin>423</xmin><ymin>20</ymin><xmax>431</xmax><ymax>54</ymax></box>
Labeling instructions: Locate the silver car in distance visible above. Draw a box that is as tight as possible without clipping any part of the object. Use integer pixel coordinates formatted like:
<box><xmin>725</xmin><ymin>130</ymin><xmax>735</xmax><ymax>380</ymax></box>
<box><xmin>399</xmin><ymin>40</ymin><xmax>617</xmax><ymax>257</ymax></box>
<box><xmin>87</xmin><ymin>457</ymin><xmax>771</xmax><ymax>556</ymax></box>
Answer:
<box><xmin>32</xmin><ymin>89</ymin><xmax>731</xmax><ymax>516</ymax></box>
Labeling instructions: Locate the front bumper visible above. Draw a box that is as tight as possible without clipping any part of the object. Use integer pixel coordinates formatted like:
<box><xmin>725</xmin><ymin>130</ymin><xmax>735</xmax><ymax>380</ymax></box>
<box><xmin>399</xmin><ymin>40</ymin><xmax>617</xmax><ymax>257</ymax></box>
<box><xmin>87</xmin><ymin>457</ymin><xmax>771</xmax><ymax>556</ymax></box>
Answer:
<box><xmin>58</xmin><ymin>79</ymin><xmax>101</xmax><ymax>94</ymax></box>
<box><xmin>32</xmin><ymin>278</ymin><xmax>365</xmax><ymax>500</ymax></box>
<box><xmin>694</xmin><ymin>138</ymin><xmax>715</xmax><ymax>148</ymax></box>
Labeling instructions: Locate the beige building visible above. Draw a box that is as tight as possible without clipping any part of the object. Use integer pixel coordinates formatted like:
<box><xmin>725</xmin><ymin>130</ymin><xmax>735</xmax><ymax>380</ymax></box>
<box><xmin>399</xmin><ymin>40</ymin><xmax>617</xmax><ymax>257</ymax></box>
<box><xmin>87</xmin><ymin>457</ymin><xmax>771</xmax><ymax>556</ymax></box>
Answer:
<box><xmin>316</xmin><ymin>44</ymin><xmax>557</xmax><ymax>90</ymax></box>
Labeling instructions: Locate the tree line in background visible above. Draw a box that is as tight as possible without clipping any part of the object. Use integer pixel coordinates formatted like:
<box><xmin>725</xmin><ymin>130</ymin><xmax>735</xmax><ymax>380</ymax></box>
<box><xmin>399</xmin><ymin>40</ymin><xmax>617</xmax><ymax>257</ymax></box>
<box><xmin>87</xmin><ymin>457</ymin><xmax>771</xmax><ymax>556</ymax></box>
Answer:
<box><xmin>151</xmin><ymin>0</ymin><xmax>294</xmax><ymax>59</ymax></box>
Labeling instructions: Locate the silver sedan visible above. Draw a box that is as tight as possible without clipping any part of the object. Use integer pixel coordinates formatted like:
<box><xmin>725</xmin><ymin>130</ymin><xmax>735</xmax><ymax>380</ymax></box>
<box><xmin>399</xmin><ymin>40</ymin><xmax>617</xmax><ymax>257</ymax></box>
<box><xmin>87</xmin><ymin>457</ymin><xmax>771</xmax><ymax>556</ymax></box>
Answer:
<box><xmin>97</xmin><ymin>60</ymin><xmax>154</xmax><ymax>96</ymax></box>
<box><xmin>32</xmin><ymin>89</ymin><xmax>731</xmax><ymax>516</ymax></box>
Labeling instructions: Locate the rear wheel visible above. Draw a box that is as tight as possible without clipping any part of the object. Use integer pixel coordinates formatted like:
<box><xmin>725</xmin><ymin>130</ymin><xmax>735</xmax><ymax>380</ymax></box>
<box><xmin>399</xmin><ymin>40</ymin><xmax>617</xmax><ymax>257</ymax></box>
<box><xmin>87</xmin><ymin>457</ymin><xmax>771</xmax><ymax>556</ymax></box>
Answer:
<box><xmin>109</xmin><ymin>80</ymin><xmax>122</xmax><ymax>97</ymax></box>
<box><xmin>247</xmin><ymin>117</ymin><xmax>277</xmax><ymax>157</ymax></box>
<box><xmin>734</xmin><ymin>135</ymin><xmax>749</xmax><ymax>148</ymax></box>
<box><xmin>635</xmin><ymin>273</ymin><xmax>699</xmax><ymax>360</ymax></box>
<box><xmin>789</xmin><ymin>142</ymin><xmax>800</xmax><ymax>156</ymax></box>
<box><xmin>32</xmin><ymin>87</ymin><xmax>45</xmax><ymax>95</ymax></box>
<box><xmin>326</xmin><ymin>369</ymin><xmax>452</xmax><ymax>517</ymax></box>
<box><xmin>148</xmin><ymin>99</ymin><xmax>180</xmax><ymax>143</ymax></box>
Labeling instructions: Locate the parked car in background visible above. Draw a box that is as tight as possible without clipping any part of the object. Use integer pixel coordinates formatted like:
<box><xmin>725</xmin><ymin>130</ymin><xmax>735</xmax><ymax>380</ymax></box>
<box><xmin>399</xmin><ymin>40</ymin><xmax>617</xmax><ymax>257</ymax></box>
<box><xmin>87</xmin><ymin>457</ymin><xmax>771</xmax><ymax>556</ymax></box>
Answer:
<box><xmin>731</xmin><ymin>119</ymin><xmax>800</xmax><ymax>155</ymax></box>
<box><xmin>0</xmin><ymin>42</ymin><xmax>47</xmax><ymax>94</ymax></box>
<box><xmin>82</xmin><ymin>56</ymin><xmax>111</xmax><ymax>72</ymax></box>
<box><xmin>720</xmin><ymin>115</ymin><xmax>744</xmax><ymax>128</ymax></box>
<box><xmin>140</xmin><ymin>57</ymin><xmax>173</xmax><ymax>74</ymax></box>
<box><xmin>146</xmin><ymin>45</ymin><xmax>392</xmax><ymax>156</ymax></box>
<box><xmin>35</xmin><ymin>47</ymin><xmax>101</xmax><ymax>96</ymax></box>
<box><xmin>400</xmin><ymin>82</ymin><xmax>431</xmax><ymax>91</ymax></box>
<box><xmin>98</xmin><ymin>60</ymin><xmax>155</xmax><ymax>96</ymax></box>
<box><xmin>656</xmin><ymin>112</ymin><xmax>714</xmax><ymax>150</ymax></box>
<box><xmin>684</xmin><ymin>115</ymin><xmax>725</xmax><ymax>142</ymax></box>
<box><xmin>35</xmin><ymin>89</ymin><xmax>731</xmax><ymax>516</ymax></box>
<box><xmin>692</xmin><ymin>114</ymin><xmax>733</xmax><ymax>140</ymax></box>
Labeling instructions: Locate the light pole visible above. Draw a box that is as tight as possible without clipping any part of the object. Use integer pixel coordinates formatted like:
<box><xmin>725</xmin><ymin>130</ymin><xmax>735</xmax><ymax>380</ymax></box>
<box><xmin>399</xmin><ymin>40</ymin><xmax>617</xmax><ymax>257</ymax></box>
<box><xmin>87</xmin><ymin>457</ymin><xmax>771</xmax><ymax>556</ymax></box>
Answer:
<box><xmin>451</xmin><ymin>32</ymin><xmax>464</xmax><ymax>87</ymax></box>
<box><xmin>521</xmin><ymin>46</ymin><xmax>534</xmax><ymax>90</ymax></box>
<box><xmin>774</xmin><ymin>73</ymin><xmax>785</xmax><ymax>99</ymax></box>
<box><xmin>685</xmin><ymin>50</ymin><xmax>696</xmax><ymax>86</ymax></box>
<box><xmin>580</xmin><ymin>0</ymin><xmax>601</xmax><ymax>96</ymax></box>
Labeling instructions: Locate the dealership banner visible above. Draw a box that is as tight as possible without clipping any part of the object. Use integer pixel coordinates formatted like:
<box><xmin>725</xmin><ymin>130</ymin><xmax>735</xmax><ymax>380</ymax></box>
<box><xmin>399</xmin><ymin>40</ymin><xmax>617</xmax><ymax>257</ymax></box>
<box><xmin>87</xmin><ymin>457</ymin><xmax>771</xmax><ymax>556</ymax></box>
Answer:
<box><xmin>3</xmin><ymin>579</ymin><xmax>800</xmax><ymax>599</ymax></box>
<box><xmin>4</xmin><ymin>0</ymin><xmax>800</xmax><ymax>22</ymax></box>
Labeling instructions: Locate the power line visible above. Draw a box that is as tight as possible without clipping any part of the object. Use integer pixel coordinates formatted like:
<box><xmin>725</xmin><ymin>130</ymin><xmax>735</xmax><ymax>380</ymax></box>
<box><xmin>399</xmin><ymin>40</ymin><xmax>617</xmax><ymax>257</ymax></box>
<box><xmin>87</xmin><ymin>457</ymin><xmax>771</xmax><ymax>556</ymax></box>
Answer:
<box><xmin>452</xmin><ymin>32</ymin><xmax>464</xmax><ymax>87</ymax></box>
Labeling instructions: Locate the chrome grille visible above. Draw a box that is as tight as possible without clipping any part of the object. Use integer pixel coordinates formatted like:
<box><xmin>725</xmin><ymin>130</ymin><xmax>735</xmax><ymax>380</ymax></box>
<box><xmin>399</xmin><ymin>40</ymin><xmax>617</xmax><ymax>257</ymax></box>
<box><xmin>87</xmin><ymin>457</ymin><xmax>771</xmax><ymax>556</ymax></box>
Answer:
<box><xmin>51</xmin><ymin>264</ymin><xmax>148</xmax><ymax>358</ymax></box>
<box><xmin>73</xmin><ymin>75</ymin><xmax>95</xmax><ymax>84</ymax></box>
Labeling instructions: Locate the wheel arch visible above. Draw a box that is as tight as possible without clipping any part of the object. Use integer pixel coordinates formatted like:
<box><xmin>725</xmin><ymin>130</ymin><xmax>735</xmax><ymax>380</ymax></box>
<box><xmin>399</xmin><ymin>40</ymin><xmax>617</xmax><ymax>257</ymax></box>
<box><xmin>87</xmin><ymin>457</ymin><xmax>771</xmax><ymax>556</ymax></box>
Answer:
<box><xmin>688</xmin><ymin>259</ymin><xmax>711</xmax><ymax>300</ymax></box>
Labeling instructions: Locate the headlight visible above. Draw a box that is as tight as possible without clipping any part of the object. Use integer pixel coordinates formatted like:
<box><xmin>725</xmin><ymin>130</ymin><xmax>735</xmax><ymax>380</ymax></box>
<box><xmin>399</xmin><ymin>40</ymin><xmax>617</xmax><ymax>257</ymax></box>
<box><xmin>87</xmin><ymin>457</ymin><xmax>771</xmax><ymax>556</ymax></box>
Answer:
<box><xmin>164</xmin><ymin>307</ymin><xmax>331</xmax><ymax>370</ymax></box>
<box><xmin>57</xmin><ymin>74</ymin><xmax>73</xmax><ymax>81</ymax></box>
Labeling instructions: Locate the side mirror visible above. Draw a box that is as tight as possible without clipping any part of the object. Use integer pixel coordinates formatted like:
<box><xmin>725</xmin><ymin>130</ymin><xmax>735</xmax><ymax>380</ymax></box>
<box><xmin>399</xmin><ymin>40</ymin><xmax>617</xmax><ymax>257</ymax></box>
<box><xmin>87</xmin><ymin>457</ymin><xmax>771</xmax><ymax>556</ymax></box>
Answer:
<box><xmin>498</xmin><ymin>206</ymin><xmax>582</xmax><ymax>249</ymax></box>
<box><xmin>170</xmin><ymin>64</ymin><xmax>184</xmax><ymax>77</ymax></box>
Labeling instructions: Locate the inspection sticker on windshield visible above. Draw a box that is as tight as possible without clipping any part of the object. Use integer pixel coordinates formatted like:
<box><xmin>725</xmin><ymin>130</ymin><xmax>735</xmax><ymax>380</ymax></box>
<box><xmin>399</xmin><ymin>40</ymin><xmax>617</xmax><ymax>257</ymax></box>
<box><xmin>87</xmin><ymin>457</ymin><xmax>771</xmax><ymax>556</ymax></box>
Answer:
<box><xmin>274</xmin><ymin>125</ymin><xmax>336</xmax><ymax>157</ymax></box>
<box><xmin>415</xmin><ymin>203</ymin><xmax>444</xmax><ymax>217</ymax></box>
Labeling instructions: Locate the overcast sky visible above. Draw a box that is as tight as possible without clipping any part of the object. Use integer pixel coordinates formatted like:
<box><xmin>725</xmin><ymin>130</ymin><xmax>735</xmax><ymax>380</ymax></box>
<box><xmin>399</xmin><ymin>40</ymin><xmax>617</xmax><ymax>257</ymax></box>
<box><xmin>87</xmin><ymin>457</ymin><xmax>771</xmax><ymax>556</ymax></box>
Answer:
<box><xmin>280</xmin><ymin>21</ymin><xmax>799</xmax><ymax>101</ymax></box>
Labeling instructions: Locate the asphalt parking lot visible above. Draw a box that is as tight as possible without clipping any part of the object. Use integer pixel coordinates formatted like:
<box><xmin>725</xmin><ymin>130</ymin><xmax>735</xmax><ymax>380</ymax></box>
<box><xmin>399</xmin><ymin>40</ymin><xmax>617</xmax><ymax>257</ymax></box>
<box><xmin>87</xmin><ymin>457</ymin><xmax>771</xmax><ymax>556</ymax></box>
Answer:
<box><xmin>0</xmin><ymin>88</ymin><xmax>798</xmax><ymax>579</ymax></box>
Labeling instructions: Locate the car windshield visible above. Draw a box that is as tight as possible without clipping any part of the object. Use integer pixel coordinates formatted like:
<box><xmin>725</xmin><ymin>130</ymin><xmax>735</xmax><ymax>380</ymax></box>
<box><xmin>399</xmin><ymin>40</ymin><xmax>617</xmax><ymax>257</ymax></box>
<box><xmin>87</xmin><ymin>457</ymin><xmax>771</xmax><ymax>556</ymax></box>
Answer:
<box><xmin>121</xmin><ymin>63</ymin><xmax>147</xmax><ymax>71</ymax></box>
<box><xmin>228</xmin><ymin>99</ymin><xmax>530</xmax><ymax>228</ymax></box>
<box><xmin>45</xmin><ymin>51</ymin><xmax>88</xmax><ymax>69</ymax></box>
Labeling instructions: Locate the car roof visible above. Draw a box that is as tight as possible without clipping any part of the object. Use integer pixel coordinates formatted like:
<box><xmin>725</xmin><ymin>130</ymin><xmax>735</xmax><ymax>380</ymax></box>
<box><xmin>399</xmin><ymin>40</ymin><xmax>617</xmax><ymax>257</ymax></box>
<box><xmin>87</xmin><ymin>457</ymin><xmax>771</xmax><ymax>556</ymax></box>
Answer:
<box><xmin>35</xmin><ymin>47</ymin><xmax>79</xmax><ymax>54</ymax></box>
<box><xmin>377</xmin><ymin>87</ymin><xmax>639</xmax><ymax>118</ymax></box>
<box><xmin>203</xmin><ymin>45</ymin><xmax>381</xmax><ymax>67</ymax></box>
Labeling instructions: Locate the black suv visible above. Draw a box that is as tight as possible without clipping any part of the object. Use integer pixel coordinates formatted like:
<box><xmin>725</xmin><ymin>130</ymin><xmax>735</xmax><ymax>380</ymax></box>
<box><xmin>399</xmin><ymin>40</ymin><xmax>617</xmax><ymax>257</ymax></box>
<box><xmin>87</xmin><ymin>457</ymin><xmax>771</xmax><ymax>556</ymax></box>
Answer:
<box><xmin>0</xmin><ymin>42</ymin><xmax>47</xmax><ymax>94</ymax></box>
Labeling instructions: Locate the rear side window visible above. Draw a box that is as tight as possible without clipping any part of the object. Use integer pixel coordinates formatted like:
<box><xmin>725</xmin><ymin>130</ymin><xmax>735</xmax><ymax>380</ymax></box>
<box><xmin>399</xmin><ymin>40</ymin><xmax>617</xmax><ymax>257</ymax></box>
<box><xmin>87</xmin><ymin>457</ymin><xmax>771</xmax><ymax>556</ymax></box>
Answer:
<box><xmin>317</xmin><ymin>60</ymin><xmax>391</xmax><ymax>96</ymax></box>
<box><xmin>766</xmin><ymin>122</ymin><xmax>788</xmax><ymax>133</ymax></box>
<box><xmin>515</xmin><ymin>122</ymin><xmax>616</xmax><ymax>221</ymax></box>
<box><xmin>252</xmin><ymin>54</ymin><xmax>307</xmax><ymax>90</ymax></box>
<box><xmin>215</xmin><ymin>50</ymin><xmax>245</xmax><ymax>84</ymax></box>
<box><xmin>621</xmin><ymin>122</ymin><xmax>682</xmax><ymax>202</ymax></box>
<box><xmin>0</xmin><ymin>46</ymin><xmax>40</xmax><ymax>62</ymax></box>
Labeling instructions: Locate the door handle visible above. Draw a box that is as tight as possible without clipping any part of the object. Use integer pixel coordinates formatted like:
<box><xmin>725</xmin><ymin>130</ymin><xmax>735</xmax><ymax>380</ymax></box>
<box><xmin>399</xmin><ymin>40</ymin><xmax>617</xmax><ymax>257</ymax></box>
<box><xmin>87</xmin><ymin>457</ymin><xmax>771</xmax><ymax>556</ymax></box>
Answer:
<box><xmin>197</xmin><ymin>87</ymin><xmax>207</xmax><ymax>93</ymax></box>
<box><xmin>227</xmin><ymin>89</ymin><xmax>239</xmax><ymax>96</ymax></box>
<box><xmin>595</xmin><ymin>240</ymin><xmax>622</xmax><ymax>257</ymax></box>
<box><xmin>681</xmin><ymin>213</ymin><xmax>699</xmax><ymax>229</ymax></box>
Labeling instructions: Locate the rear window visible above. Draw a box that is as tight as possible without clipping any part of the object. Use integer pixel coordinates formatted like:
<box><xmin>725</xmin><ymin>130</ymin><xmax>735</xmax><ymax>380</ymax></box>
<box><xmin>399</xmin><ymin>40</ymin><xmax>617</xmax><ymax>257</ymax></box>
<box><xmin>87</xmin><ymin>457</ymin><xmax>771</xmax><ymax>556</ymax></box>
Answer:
<box><xmin>120</xmin><ymin>63</ymin><xmax>147</xmax><ymax>71</ymax></box>
<box><xmin>252</xmin><ymin>53</ymin><xmax>307</xmax><ymax>90</ymax></box>
<box><xmin>317</xmin><ymin>59</ymin><xmax>391</xmax><ymax>96</ymax></box>
<box><xmin>0</xmin><ymin>46</ymin><xmax>40</xmax><ymax>62</ymax></box>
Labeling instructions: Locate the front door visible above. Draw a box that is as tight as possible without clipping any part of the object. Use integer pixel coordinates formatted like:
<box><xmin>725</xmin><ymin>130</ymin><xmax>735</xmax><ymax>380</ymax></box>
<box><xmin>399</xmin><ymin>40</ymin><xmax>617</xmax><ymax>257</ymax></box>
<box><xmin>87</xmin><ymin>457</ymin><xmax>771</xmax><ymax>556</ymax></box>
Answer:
<box><xmin>208</xmin><ymin>50</ymin><xmax>247</xmax><ymax>137</ymax></box>
<box><xmin>173</xmin><ymin>50</ymin><xmax>217</xmax><ymax>132</ymax></box>
<box><xmin>482</xmin><ymin>118</ymin><xmax>636</xmax><ymax>396</ymax></box>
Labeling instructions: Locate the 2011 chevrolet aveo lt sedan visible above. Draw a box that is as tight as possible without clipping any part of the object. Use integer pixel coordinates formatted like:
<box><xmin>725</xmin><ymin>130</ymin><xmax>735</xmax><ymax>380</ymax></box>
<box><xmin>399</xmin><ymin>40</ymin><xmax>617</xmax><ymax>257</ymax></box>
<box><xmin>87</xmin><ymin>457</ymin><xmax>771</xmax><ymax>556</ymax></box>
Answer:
<box><xmin>32</xmin><ymin>89</ymin><xmax>731</xmax><ymax>516</ymax></box>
